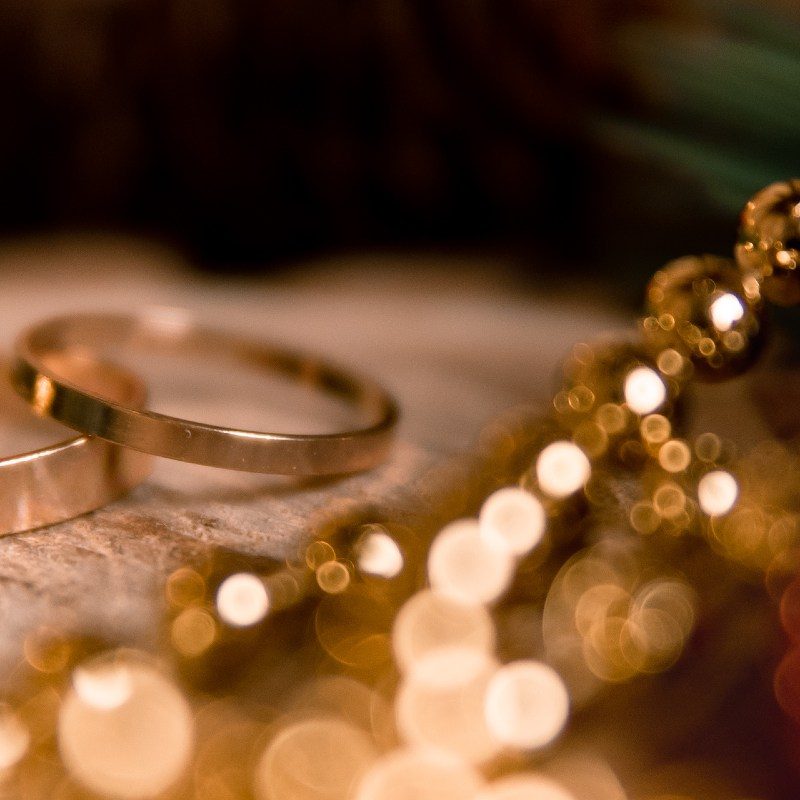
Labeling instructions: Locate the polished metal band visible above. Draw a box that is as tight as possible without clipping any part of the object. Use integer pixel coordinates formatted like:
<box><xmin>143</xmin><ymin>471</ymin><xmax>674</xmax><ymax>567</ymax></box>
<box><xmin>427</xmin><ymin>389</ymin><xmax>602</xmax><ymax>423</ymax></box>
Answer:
<box><xmin>12</xmin><ymin>312</ymin><xmax>399</xmax><ymax>475</ymax></box>
<box><xmin>0</xmin><ymin>358</ymin><xmax>151</xmax><ymax>535</ymax></box>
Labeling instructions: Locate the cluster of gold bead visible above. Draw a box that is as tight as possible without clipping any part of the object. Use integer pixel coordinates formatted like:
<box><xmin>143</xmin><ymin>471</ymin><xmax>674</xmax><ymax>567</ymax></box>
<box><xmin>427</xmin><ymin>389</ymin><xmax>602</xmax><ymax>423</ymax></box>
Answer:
<box><xmin>0</xmin><ymin>182</ymin><xmax>799</xmax><ymax>800</ymax></box>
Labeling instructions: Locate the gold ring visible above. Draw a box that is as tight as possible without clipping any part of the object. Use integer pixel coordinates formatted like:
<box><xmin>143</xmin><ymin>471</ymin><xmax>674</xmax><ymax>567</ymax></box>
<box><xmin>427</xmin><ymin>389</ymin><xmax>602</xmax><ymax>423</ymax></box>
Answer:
<box><xmin>0</xmin><ymin>356</ymin><xmax>151</xmax><ymax>535</ymax></box>
<box><xmin>12</xmin><ymin>311</ymin><xmax>399</xmax><ymax>475</ymax></box>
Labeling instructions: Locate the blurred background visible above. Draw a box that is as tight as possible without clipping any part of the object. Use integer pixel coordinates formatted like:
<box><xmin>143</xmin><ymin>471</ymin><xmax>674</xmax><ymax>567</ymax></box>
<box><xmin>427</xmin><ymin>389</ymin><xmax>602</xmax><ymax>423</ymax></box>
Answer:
<box><xmin>0</xmin><ymin>4</ymin><xmax>800</xmax><ymax>798</ymax></box>
<box><xmin>1</xmin><ymin>0</ymin><xmax>799</xmax><ymax>290</ymax></box>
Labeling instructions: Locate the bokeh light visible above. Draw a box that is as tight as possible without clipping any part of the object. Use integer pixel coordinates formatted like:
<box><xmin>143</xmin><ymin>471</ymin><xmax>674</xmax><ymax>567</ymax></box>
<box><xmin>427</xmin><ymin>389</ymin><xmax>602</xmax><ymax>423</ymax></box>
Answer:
<box><xmin>544</xmin><ymin>754</ymin><xmax>628</xmax><ymax>800</ymax></box>
<box><xmin>629</xmin><ymin>501</ymin><xmax>661</xmax><ymax>535</ymax></box>
<box><xmin>72</xmin><ymin>661</ymin><xmax>134</xmax><ymax>710</ymax></box>
<box><xmin>479</xmin><ymin>487</ymin><xmax>546</xmax><ymax>557</ymax></box>
<box><xmin>623</xmin><ymin>366</ymin><xmax>667</xmax><ymax>415</ymax></box>
<box><xmin>698</xmin><ymin>470</ymin><xmax>738</xmax><ymax>517</ymax></box>
<box><xmin>483</xmin><ymin>660</ymin><xmax>569</xmax><ymax>750</ymax></box>
<box><xmin>165</xmin><ymin>567</ymin><xmax>206</xmax><ymax>608</ymax></box>
<box><xmin>596</xmin><ymin>403</ymin><xmax>628</xmax><ymax>435</ymax></box>
<box><xmin>0</xmin><ymin>707</ymin><xmax>29</xmax><ymax>771</ymax></box>
<box><xmin>23</xmin><ymin>628</ymin><xmax>71</xmax><ymax>674</ymax></box>
<box><xmin>640</xmin><ymin>414</ymin><xmax>671</xmax><ymax>447</ymax></box>
<box><xmin>317</xmin><ymin>561</ymin><xmax>352</xmax><ymax>594</ymax></box>
<box><xmin>355</xmin><ymin>747</ymin><xmax>485</xmax><ymax>800</ymax></box>
<box><xmin>427</xmin><ymin>520</ymin><xmax>515</xmax><ymax>606</ymax></box>
<box><xmin>255</xmin><ymin>717</ymin><xmax>377</xmax><ymax>800</ymax></box>
<box><xmin>658</xmin><ymin>439</ymin><xmax>691</xmax><ymax>473</ymax></box>
<box><xmin>643</xmin><ymin>255</ymin><xmax>763</xmax><ymax>378</ymax></box>
<box><xmin>656</xmin><ymin>348</ymin><xmax>687</xmax><ymax>378</ymax></box>
<box><xmin>543</xmin><ymin>545</ymin><xmax>697</xmax><ymax>695</ymax></box>
<box><xmin>477</xmin><ymin>774</ymin><xmax>576</xmax><ymax>800</ymax></box>
<box><xmin>306</xmin><ymin>540</ymin><xmax>337</xmax><ymax>570</ymax></box>
<box><xmin>536</xmin><ymin>442</ymin><xmax>591</xmax><ymax>499</ymax></box>
<box><xmin>286</xmin><ymin>676</ymin><xmax>391</xmax><ymax>746</ymax></box>
<box><xmin>572</xmin><ymin>419</ymin><xmax>609</xmax><ymax>459</ymax></box>
<box><xmin>709</xmin><ymin>292</ymin><xmax>745</xmax><ymax>332</ymax></box>
<box><xmin>171</xmin><ymin>607</ymin><xmax>217</xmax><ymax>658</ymax></box>
<box><xmin>694</xmin><ymin>432</ymin><xmax>722</xmax><ymax>462</ymax></box>
<box><xmin>216</xmin><ymin>572</ymin><xmax>270</xmax><ymax>627</ymax></box>
<box><xmin>315</xmin><ymin>586</ymin><xmax>394</xmax><ymax>670</ymax></box>
<box><xmin>396</xmin><ymin>648</ymin><xmax>501</xmax><ymax>763</ymax></box>
<box><xmin>653</xmin><ymin>482</ymin><xmax>687</xmax><ymax>521</ymax></box>
<box><xmin>393</xmin><ymin>589</ymin><xmax>496</xmax><ymax>677</ymax></box>
<box><xmin>58</xmin><ymin>654</ymin><xmax>194</xmax><ymax>799</ymax></box>
<box><xmin>357</xmin><ymin>527</ymin><xmax>404</xmax><ymax>579</ymax></box>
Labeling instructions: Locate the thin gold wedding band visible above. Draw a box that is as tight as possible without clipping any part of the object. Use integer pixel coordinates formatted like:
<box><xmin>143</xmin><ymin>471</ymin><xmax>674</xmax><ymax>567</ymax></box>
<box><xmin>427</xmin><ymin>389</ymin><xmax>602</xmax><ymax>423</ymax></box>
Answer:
<box><xmin>0</xmin><ymin>357</ymin><xmax>151</xmax><ymax>535</ymax></box>
<box><xmin>12</xmin><ymin>312</ymin><xmax>399</xmax><ymax>475</ymax></box>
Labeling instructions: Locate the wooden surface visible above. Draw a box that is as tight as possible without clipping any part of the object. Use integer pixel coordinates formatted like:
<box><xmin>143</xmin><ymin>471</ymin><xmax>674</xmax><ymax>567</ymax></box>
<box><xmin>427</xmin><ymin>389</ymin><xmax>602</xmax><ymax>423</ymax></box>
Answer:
<box><xmin>0</xmin><ymin>236</ymin><xmax>626</xmax><ymax>672</ymax></box>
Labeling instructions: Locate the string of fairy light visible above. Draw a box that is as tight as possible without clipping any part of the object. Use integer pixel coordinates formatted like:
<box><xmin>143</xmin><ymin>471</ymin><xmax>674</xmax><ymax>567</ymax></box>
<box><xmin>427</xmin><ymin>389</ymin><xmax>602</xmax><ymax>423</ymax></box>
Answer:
<box><xmin>0</xmin><ymin>180</ymin><xmax>800</xmax><ymax>798</ymax></box>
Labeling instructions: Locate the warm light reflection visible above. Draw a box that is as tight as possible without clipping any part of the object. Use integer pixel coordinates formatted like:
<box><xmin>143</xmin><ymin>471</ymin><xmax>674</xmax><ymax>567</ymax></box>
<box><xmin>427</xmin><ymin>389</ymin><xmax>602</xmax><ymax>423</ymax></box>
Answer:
<box><xmin>543</xmin><ymin>546</ymin><xmax>697</xmax><ymax>692</ymax></box>
<box><xmin>640</xmin><ymin>414</ymin><xmax>671</xmax><ymax>446</ymax></box>
<box><xmin>58</xmin><ymin>655</ymin><xmax>194</xmax><ymax>799</ymax></box>
<box><xmin>32</xmin><ymin>374</ymin><xmax>56</xmax><ymax>416</ymax></box>
<box><xmin>629</xmin><ymin>502</ymin><xmax>660</xmax><ymax>535</ymax></box>
<box><xmin>73</xmin><ymin>661</ymin><xmax>134</xmax><ymax>710</ymax></box>
<box><xmin>574</xmin><ymin>584</ymin><xmax>629</xmax><ymax>639</ymax></box>
<box><xmin>477</xmin><ymin>774</ymin><xmax>576</xmax><ymax>800</ymax></box>
<box><xmin>658</xmin><ymin>439</ymin><xmax>691</xmax><ymax>473</ymax></box>
<box><xmin>357</xmin><ymin>527</ymin><xmax>404</xmax><ymax>579</ymax></box>
<box><xmin>315</xmin><ymin>586</ymin><xmax>394</xmax><ymax>670</ymax></box>
<box><xmin>536</xmin><ymin>442</ymin><xmax>591</xmax><ymax>499</ymax></box>
<box><xmin>644</xmin><ymin>255</ymin><xmax>762</xmax><ymax>377</ymax></box>
<box><xmin>317</xmin><ymin>560</ymin><xmax>351</xmax><ymax>594</ymax></box>
<box><xmin>595</xmin><ymin>403</ymin><xmax>627</xmax><ymax>435</ymax></box>
<box><xmin>483</xmin><ymin>660</ymin><xmax>569</xmax><ymax>750</ymax></box>
<box><xmin>653</xmin><ymin>482</ymin><xmax>687</xmax><ymax>520</ymax></box>
<box><xmin>623</xmin><ymin>367</ymin><xmax>666</xmax><ymax>415</ymax></box>
<box><xmin>544</xmin><ymin>754</ymin><xmax>628</xmax><ymax>800</ymax></box>
<box><xmin>216</xmin><ymin>572</ymin><xmax>270</xmax><ymax>627</ymax></box>
<box><xmin>393</xmin><ymin>590</ymin><xmax>496</xmax><ymax>676</ymax></box>
<box><xmin>621</xmin><ymin>614</ymin><xmax>683</xmax><ymax>674</ymax></box>
<box><xmin>427</xmin><ymin>519</ymin><xmax>515</xmax><ymax>605</ymax></box>
<box><xmin>287</xmin><ymin>676</ymin><xmax>391</xmax><ymax>746</ymax></box>
<box><xmin>656</xmin><ymin>347</ymin><xmax>685</xmax><ymax>377</ymax></box>
<box><xmin>698</xmin><ymin>470</ymin><xmax>738</xmax><ymax>516</ymax></box>
<box><xmin>642</xmin><ymin>579</ymin><xmax>695</xmax><ymax>631</ymax></box>
<box><xmin>264</xmin><ymin>570</ymin><xmax>304</xmax><ymax>612</ymax></box>
<box><xmin>479</xmin><ymin>487</ymin><xmax>546</xmax><ymax>556</ymax></box>
<box><xmin>254</xmin><ymin>718</ymin><xmax>377</xmax><ymax>800</ymax></box>
<box><xmin>23</xmin><ymin>628</ymin><xmax>71</xmax><ymax>673</ymax></box>
<box><xmin>572</xmin><ymin>419</ymin><xmax>609</xmax><ymax>458</ymax></box>
<box><xmin>171</xmin><ymin>607</ymin><xmax>217</xmax><ymax>657</ymax></box>
<box><xmin>306</xmin><ymin>540</ymin><xmax>337</xmax><ymax>570</ymax></box>
<box><xmin>709</xmin><ymin>292</ymin><xmax>745</xmax><ymax>331</ymax></box>
<box><xmin>0</xmin><ymin>708</ymin><xmax>29</xmax><ymax>771</ymax></box>
<box><xmin>165</xmin><ymin>567</ymin><xmax>206</xmax><ymax>608</ymax></box>
<box><xmin>406</xmin><ymin>645</ymin><xmax>492</xmax><ymax>689</ymax></box>
<box><xmin>396</xmin><ymin>649</ymin><xmax>501</xmax><ymax>763</ymax></box>
<box><xmin>694</xmin><ymin>432</ymin><xmax>722</xmax><ymax>462</ymax></box>
<box><xmin>17</xmin><ymin>687</ymin><xmax>59</xmax><ymax>758</ymax></box>
<box><xmin>355</xmin><ymin>747</ymin><xmax>485</xmax><ymax>800</ymax></box>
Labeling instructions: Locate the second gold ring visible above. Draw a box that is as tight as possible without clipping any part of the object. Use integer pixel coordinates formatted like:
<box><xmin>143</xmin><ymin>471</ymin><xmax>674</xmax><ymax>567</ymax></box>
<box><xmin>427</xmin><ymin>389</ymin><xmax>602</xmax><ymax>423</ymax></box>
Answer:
<box><xmin>12</xmin><ymin>311</ymin><xmax>399</xmax><ymax>476</ymax></box>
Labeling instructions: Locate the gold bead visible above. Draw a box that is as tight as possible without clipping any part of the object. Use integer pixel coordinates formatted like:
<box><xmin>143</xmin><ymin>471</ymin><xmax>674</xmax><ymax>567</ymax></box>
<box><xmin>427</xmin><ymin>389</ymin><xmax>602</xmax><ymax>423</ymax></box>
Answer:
<box><xmin>642</xmin><ymin>255</ymin><xmax>763</xmax><ymax>381</ymax></box>
<box><xmin>736</xmin><ymin>179</ymin><xmax>800</xmax><ymax>306</ymax></box>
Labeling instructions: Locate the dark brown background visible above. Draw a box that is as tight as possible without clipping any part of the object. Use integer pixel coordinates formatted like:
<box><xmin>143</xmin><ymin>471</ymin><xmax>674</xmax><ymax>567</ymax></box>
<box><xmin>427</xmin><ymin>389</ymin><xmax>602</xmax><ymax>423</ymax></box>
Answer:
<box><xmin>1</xmin><ymin>0</ymin><xmax>799</xmax><ymax>283</ymax></box>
